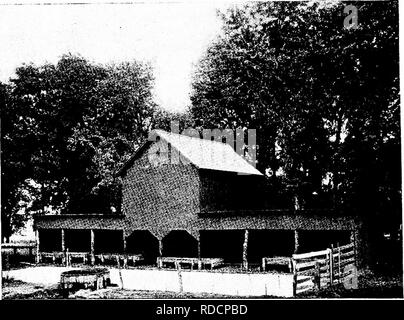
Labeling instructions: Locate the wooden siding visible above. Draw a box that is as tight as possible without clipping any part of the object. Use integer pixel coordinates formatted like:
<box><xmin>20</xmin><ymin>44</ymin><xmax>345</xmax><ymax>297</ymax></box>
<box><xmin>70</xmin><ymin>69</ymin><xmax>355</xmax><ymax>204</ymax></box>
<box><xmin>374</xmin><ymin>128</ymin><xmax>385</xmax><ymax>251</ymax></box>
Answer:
<box><xmin>121</xmin><ymin>143</ymin><xmax>202</xmax><ymax>238</ymax></box>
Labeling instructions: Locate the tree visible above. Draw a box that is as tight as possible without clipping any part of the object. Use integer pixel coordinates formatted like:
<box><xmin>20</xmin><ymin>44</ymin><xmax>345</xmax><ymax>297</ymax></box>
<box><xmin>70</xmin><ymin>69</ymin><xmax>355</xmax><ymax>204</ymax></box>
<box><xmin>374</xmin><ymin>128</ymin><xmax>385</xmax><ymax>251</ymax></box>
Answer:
<box><xmin>65</xmin><ymin>60</ymin><xmax>157</xmax><ymax>213</ymax></box>
<box><xmin>190</xmin><ymin>1</ymin><xmax>400</xmax><ymax>266</ymax></box>
<box><xmin>1</xmin><ymin>54</ymin><xmax>157</xmax><ymax>241</ymax></box>
<box><xmin>151</xmin><ymin>108</ymin><xmax>193</xmax><ymax>133</ymax></box>
<box><xmin>191</xmin><ymin>1</ymin><xmax>398</xmax><ymax>201</ymax></box>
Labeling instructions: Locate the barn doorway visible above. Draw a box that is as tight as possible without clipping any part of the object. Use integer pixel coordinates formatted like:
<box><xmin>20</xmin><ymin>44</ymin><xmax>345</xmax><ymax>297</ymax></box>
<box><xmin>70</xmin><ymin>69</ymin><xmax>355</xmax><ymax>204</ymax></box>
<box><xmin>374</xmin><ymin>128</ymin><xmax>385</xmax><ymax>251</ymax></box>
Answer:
<box><xmin>248</xmin><ymin>230</ymin><xmax>295</xmax><ymax>265</ymax></box>
<box><xmin>200</xmin><ymin>230</ymin><xmax>244</xmax><ymax>263</ymax></box>
<box><xmin>65</xmin><ymin>229</ymin><xmax>90</xmax><ymax>252</ymax></box>
<box><xmin>162</xmin><ymin>230</ymin><xmax>198</xmax><ymax>258</ymax></box>
<box><xmin>126</xmin><ymin>230</ymin><xmax>159</xmax><ymax>264</ymax></box>
<box><xmin>39</xmin><ymin>229</ymin><xmax>62</xmax><ymax>252</ymax></box>
<box><xmin>94</xmin><ymin>230</ymin><xmax>124</xmax><ymax>254</ymax></box>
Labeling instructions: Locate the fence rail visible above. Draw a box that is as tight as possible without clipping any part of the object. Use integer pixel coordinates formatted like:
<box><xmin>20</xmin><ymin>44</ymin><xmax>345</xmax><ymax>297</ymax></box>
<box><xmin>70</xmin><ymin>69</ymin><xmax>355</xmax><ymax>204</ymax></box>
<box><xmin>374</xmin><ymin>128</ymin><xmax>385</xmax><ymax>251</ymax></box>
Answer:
<box><xmin>292</xmin><ymin>242</ymin><xmax>357</xmax><ymax>295</ymax></box>
<box><xmin>1</xmin><ymin>242</ymin><xmax>36</xmax><ymax>255</ymax></box>
<box><xmin>1</xmin><ymin>242</ymin><xmax>37</xmax><ymax>267</ymax></box>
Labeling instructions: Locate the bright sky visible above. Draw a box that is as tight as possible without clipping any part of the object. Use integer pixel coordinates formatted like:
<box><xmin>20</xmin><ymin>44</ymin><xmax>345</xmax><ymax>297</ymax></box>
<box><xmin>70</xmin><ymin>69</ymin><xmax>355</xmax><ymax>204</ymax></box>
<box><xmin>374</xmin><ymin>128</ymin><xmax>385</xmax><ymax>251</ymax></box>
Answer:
<box><xmin>0</xmin><ymin>0</ymin><xmax>241</xmax><ymax>112</ymax></box>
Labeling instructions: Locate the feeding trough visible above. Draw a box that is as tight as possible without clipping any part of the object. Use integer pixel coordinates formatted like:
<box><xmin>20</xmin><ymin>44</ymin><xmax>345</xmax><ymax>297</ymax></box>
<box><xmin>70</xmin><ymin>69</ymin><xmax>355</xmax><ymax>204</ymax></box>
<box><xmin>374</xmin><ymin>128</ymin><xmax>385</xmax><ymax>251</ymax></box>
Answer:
<box><xmin>59</xmin><ymin>268</ymin><xmax>111</xmax><ymax>297</ymax></box>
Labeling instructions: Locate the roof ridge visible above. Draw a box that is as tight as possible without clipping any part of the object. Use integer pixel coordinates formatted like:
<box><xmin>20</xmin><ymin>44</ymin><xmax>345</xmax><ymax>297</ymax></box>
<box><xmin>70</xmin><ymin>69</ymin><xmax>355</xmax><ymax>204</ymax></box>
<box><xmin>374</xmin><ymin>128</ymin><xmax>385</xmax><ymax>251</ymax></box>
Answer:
<box><xmin>152</xmin><ymin>129</ymin><xmax>262</xmax><ymax>176</ymax></box>
<box><xmin>112</xmin><ymin>129</ymin><xmax>263</xmax><ymax>176</ymax></box>
<box><xmin>154</xmin><ymin>129</ymin><xmax>235</xmax><ymax>148</ymax></box>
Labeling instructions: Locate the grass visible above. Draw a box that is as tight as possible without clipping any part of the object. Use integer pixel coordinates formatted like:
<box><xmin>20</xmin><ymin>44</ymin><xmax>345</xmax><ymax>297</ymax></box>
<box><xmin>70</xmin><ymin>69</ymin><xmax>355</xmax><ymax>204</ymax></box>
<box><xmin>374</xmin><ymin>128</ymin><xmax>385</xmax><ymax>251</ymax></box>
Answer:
<box><xmin>2</xmin><ymin>278</ymin><xmax>62</xmax><ymax>299</ymax></box>
<box><xmin>298</xmin><ymin>269</ymin><xmax>403</xmax><ymax>299</ymax></box>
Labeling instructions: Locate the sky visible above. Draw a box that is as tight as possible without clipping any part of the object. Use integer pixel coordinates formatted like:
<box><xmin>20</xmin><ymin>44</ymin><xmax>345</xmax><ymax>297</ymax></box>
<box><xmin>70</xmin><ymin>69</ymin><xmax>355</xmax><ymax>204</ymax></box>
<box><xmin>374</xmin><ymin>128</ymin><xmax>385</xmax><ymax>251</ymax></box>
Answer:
<box><xmin>0</xmin><ymin>0</ymin><xmax>240</xmax><ymax>112</ymax></box>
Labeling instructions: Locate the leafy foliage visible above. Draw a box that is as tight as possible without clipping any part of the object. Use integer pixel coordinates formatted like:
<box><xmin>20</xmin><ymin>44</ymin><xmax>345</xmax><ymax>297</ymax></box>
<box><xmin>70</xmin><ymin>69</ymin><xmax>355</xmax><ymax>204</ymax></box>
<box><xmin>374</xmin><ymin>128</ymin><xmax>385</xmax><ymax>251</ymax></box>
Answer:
<box><xmin>1</xmin><ymin>54</ymin><xmax>157</xmax><ymax>241</ymax></box>
<box><xmin>190</xmin><ymin>1</ymin><xmax>400</xmax><ymax>266</ymax></box>
<box><xmin>190</xmin><ymin>1</ymin><xmax>399</xmax><ymax>209</ymax></box>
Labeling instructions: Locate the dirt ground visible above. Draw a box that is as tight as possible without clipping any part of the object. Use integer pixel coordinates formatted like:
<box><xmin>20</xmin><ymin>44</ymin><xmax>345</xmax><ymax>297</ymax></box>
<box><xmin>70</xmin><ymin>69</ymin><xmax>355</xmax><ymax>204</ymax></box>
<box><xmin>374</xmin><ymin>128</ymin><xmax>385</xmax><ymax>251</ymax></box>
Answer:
<box><xmin>2</xmin><ymin>268</ymin><xmax>402</xmax><ymax>299</ymax></box>
<box><xmin>1</xmin><ymin>277</ymin><xmax>246</xmax><ymax>299</ymax></box>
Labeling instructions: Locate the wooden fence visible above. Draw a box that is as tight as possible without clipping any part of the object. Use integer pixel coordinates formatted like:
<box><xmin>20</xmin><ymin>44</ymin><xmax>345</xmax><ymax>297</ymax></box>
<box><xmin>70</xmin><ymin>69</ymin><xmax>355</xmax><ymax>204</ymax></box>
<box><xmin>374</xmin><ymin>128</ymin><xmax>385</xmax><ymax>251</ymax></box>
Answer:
<box><xmin>1</xmin><ymin>242</ymin><xmax>36</xmax><ymax>255</ymax></box>
<box><xmin>292</xmin><ymin>242</ymin><xmax>357</xmax><ymax>295</ymax></box>
<box><xmin>37</xmin><ymin>250</ymin><xmax>144</xmax><ymax>268</ymax></box>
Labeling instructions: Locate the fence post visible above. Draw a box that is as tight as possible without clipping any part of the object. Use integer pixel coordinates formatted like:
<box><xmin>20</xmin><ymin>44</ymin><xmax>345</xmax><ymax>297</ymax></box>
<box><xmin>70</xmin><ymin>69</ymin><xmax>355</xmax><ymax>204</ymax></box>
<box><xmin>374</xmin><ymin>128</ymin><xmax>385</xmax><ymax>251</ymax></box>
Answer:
<box><xmin>178</xmin><ymin>263</ymin><xmax>183</xmax><ymax>293</ymax></box>
<box><xmin>4</xmin><ymin>253</ymin><xmax>10</xmax><ymax>270</ymax></box>
<box><xmin>315</xmin><ymin>261</ymin><xmax>321</xmax><ymax>290</ymax></box>
<box><xmin>329</xmin><ymin>247</ymin><xmax>332</xmax><ymax>285</ymax></box>
<box><xmin>338</xmin><ymin>243</ymin><xmax>341</xmax><ymax>283</ymax></box>
<box><xmin>116</xmin><ymin>255</ymin><xmax>120</xmax><ymax>268</ymax></box>
<box><xmin>353</xmin><ymin>236</ymin><xmax>358</xmax><ymax>268</ymax></box>
<box><xmin>350</xmin><ymin>230</ymin><xmax>358</xmax><ymax>268</ymax></box>
<box><xmin>292</xmin><ymin>259</ymin><xmax>297</xmax><ymax>296</ymax></box>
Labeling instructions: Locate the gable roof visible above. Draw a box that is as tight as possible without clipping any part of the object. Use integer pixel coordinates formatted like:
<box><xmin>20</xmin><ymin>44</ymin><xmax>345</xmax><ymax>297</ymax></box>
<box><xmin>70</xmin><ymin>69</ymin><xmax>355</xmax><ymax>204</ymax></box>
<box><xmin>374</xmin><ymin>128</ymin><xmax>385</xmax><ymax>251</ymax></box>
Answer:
<box><xmin>116</xmin><ymin>129</ymin><xmax>263</xmax><ymax>176</ymax></box>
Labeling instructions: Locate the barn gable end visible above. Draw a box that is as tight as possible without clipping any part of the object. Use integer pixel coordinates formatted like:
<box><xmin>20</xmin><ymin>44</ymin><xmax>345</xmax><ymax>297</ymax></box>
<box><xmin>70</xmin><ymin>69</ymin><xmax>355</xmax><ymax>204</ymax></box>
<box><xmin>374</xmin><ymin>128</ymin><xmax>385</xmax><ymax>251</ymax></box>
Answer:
<box><xmin>121</xmin><ymin>140</ymin><xmax>201</xmax><ymax>239</ymax></box>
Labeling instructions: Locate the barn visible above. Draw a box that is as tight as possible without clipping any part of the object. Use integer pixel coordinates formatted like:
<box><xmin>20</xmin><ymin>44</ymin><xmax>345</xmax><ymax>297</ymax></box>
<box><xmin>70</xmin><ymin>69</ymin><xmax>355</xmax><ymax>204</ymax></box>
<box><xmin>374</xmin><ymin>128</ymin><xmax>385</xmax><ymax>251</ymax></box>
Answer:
<box><xmin>34</xmin><ymin>129</ymin><xmax>361</xmax><ymax>269</ymax></box>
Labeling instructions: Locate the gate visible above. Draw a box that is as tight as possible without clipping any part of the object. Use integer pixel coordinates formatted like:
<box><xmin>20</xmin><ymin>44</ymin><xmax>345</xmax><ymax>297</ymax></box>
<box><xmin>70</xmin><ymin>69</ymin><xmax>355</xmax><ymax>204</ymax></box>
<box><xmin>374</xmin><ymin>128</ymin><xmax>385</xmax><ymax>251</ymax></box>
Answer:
<box><xmin>292</xmin><ymin>242</ymin><xmax>357</xmax><ymax>295</ymax></box>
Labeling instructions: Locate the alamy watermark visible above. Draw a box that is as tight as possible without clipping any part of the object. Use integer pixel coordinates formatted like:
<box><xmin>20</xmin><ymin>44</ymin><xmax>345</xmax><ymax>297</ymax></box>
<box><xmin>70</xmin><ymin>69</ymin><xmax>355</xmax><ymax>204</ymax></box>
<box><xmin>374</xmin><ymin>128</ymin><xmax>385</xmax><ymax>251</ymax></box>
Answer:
<box><xmin>343</xmin><ymin>264</ymin><xmax>359</xmax><ymax>289</ymax></box>
<box><xmin>147</xmin><ymin>121</ymin><xmax>257</xmax><ymax>172</ymax></box>
<box><xmin>344</xmin><ymin>4</ymin><xmax>359</xmax><ymax>29</ymax></box>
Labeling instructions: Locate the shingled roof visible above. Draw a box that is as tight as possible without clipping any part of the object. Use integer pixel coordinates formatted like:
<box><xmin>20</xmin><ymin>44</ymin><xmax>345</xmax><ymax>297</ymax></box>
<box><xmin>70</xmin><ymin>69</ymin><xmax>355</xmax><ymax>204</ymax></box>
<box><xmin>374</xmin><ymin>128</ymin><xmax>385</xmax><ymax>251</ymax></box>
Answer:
<box><xmin>116</xmin><ymin>129</ymin><xmax>263</xmax><ymax>176</ymax></box>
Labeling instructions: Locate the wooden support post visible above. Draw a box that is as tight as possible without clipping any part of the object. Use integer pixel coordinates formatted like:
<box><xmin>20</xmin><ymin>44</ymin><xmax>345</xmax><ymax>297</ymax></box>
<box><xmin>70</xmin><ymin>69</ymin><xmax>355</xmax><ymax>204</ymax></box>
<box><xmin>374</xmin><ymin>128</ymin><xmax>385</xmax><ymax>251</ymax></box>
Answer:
<box><xmin>61</xmin><ymin>229</ymin><xmax>66</xmax><ymax>265</ymax></box>
<box><xmin>242</xmin><ymin>229</ymin><xmax>249</xmax><ymax>271</ymax></box>
<box><xmin>197</xmin><ymin>239</ymin><xmax>202</xmax><ymax>270</ymax></box>
<box><xmin>294</xmin><ymin>230</ymin><xmax>300</xmax><ymax>254</ymax></box>
<box><xmin>122</xmin><ymin>231</ymin><xmax>127</xmax><ymax>254</ymax></box>
<box><xmin>116</xmin><ymin>255</ymin><xmax>120</xmax><ymax>268</ymax></box>
<box><xmin>61</xmin><ymin>229</ymin><xmax>65</xmax><ymax>252</ymax></box>
<box><xmin>90</xmin><ymin>230</ymin><xmax>95</xmax><ymax>266</ymax></box>
<box><xmin>66</xmin><ymin>249</ymin><xmax>70</xmax><ymax>267</ymax></box>
<box><xmin>35</xmin><ymin>230</ymin><xmax>40</xmax><ymax>264</ymax></box>
<box><xmin>158</xmin><ymin>239</ymin><xmax>163</xmax><ymax>268</ymax></box>
<box><xmin>159</xmin><ymin>239</ymin><xmax>163</xmax><ymax>257</ymax></box>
